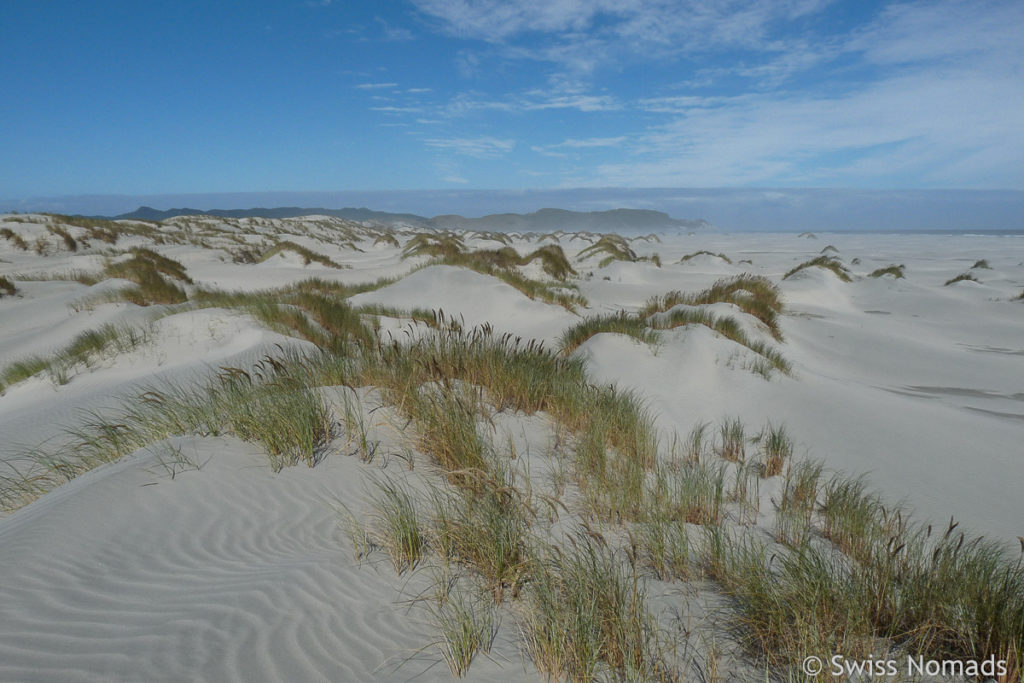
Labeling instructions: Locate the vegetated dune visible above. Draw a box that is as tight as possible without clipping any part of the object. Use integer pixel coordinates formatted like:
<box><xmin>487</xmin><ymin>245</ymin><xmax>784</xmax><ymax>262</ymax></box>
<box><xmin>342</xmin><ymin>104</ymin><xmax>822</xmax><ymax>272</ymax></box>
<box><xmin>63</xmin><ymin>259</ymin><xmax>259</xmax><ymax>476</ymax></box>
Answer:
<box><xmin>1</xmin><ymin>213</ymin><xmax>1023</xmax><ymax>682</ymax></box>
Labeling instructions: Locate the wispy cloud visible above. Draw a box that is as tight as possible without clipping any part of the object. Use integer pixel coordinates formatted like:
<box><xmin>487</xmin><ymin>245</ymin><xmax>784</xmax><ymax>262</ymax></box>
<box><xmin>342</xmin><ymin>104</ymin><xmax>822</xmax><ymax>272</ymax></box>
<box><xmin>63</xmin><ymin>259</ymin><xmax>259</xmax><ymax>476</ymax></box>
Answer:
<box><xmin>424</xmin><ymin>136</ymin><xmax>515</xmax><ymax>159</ymax></box>
<box><xmin>355</xmin><ymin>82</ymin><xmax>399</xmax><ymax>90</ymax></box>
<box><xmin>533</xmin><ymin>136</ymin><xmax>626</xmax><ymax>157</ymax></box>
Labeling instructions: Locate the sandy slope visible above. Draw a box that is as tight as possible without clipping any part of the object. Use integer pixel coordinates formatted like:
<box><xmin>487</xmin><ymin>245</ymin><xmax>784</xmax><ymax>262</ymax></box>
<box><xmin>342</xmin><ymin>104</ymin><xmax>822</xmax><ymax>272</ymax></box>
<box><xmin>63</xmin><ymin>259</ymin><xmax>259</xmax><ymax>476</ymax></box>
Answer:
<box><xmin>1</xmin><ymin>215</ymin><xmax>1022</xmax><ymax>681</ymax></box>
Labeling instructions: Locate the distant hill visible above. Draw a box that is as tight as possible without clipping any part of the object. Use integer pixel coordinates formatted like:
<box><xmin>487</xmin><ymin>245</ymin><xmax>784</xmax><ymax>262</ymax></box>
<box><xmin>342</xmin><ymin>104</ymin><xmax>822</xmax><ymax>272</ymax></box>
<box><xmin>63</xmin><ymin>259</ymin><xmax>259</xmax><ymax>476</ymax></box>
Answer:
<box><xmin>110</xmin><ymin>206</ymin><xmax>712</xmax><ymax>233</ymax></box>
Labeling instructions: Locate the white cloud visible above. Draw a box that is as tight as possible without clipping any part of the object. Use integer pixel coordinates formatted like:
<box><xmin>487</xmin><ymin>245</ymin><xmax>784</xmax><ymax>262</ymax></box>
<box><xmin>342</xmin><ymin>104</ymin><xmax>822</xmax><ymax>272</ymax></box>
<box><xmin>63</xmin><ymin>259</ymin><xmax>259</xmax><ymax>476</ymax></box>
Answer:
<box><xmin>355</xmin><ymin>82</ymin><xmax>399</xmax><ymax>89</ymax></box>
<box><xmin>424</xmin><ymin>136</ymin><xmax>516</xmax><ymax>159</ymax></box>
<box><xmin>411</xmin><ymin>0</ymin><xmax>834</xmax><ymax>71</ymax></box>
<box><xmin>533</xmin><ymin>136</ymin><xmax>626</xmax><ymax>156</ymax></box>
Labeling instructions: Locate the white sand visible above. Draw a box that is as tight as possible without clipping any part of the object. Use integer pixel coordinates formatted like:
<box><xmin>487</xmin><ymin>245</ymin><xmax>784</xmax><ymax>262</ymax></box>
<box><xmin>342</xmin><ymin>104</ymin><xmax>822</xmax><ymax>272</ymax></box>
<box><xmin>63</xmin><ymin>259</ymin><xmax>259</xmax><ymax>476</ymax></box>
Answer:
<box><xmin>1</xmin><ymin>215</ymin><xmax>1022</xmax><ymax>680</ymax></box>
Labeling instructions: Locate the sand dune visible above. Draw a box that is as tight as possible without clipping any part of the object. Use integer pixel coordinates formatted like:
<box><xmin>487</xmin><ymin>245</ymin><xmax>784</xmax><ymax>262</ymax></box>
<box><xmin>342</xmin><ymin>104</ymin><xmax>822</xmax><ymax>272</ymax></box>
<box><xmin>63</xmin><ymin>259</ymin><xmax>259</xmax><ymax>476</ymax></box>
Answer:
<box><xmin>1</xmin><ymin>214</ymin><xmax>1022</xmax><ymax>681</ymax></box>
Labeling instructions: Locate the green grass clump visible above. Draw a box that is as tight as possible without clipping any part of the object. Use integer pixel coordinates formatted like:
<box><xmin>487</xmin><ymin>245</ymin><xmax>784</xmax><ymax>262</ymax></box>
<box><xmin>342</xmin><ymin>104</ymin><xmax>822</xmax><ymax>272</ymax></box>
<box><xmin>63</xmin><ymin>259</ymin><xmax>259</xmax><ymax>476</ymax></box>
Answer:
<box><xmin>754</xmin><ymin>421</ymin><xmax>792</xmax><ymax>477</ymax></box>
<box><xmin>1</xmin><ymin>227</ymin><xmax>29</xmax><ymax>250</ymax></box>
<box><xmin>372</xmin><ymin>233</ymin><xmax>400</xmax><ymax>248</ymax></box>
<box><xmin>561</xmin><ymin>277</ymin><xmax>790</xmax><ymax>376</ymax></box>
<box><xmin>7</xmin><ymin>352</ymin><xmax>334</xmax><ymax>492</ymax></box>
<box><xmin>520</xmin><ymin>527</ymin><xmax>675</xmax><ymax>681</ymax></box>
<box><xmin>432</xmin><ymin>587</ymin><xmax>497</xmax><ymax>677</ymax></box>
<box><xmin>410</xmin><ymin>384</ymin><xmax>489</xmax><ymax>480</ymax></box>
<box><xmin>575</xmin><ymin>234</ymin><xmax>638</xmax><ymax>267</ymax></box>
<box><xmin>371</xmin><ymin>477</ymin><xmax>427</xmax><ymax>574</ymax></box>
<box><xmin>558</xmin><ymin>311</ymin><xmax>659</xmax><ymax>355</ymax></box>
<box><xmin>0</xmin><ymin>322</ymin><xmax>153</xmax><ymax>392</ymax></box>
<box><xmin>431</xmin><ymin>466</ymin><xmax>530</xmax><ymax>602</ymax></box>
<box><xmin>0</xmin><ymin>275</ymin><xmax>16</xmax><ymax>297</ymax></box>
<box><xmin>710</xmin><ymin>472</ymin><xmax>1024</xmax><ymax>678</ymax></box>
<box><xmin>945</xmin><ymin>272</ymin><xmax>979</xmax><ymax>286</ymax></box>
<box><xmin>104</xmin><ymin>248</ymin><xmax>192</xmax><ymax>305</ymax></box>
<box><xmin>47</xmin><ymin>225</ymin><xmax>78</xmax><ymax>252</ymax></box>
<box><xmin>402</xmin><ymin>233</ymin><xmax>466</xmax><ymax>260</ymax></box>
<box><xmin>783</xmin><ymin>255</ymin><xmax>853</xmax><ymax>282</ymax></box>
<box><xmin>643</xmin><ymin>274</ymin><xmax>784</xmax><ymax>341</ymax></box>
<box><xmin>679</xmin><ymin>250</ymin><xmax>732</xmax><ymax>264</ymax></box>
<box><xmin>717</xmin><ymin>416</ymin><xmax>746</xmax><ymax>463</ymax></box>
<box><xmin>868</xmin><ymin>264</ymin><xmax>905</xmax><ymax>279</ymax></box>
<box><xmin>259</xmin><ymin>240</ymin><xmax>343</xmax><ymax>268</ymax></box>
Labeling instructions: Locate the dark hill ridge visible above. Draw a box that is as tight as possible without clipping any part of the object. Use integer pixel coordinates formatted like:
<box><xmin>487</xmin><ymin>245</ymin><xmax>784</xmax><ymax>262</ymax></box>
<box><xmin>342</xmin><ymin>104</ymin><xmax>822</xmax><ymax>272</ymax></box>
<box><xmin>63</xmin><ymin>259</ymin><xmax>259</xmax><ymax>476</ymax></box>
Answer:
<box><xmin>110</xmin><ymin>206</ymin><xmax>712</xmax><ymax>233</ymax></box>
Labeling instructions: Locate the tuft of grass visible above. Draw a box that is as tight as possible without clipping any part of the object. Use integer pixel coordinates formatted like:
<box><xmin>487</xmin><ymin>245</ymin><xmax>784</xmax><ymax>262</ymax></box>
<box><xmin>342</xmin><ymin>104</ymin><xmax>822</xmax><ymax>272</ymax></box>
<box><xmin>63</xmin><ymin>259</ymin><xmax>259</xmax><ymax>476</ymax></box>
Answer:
<box><xmin>432</xmin><ymin>586</ymin><xmax>498</xmax><ymax>677</ymax></box>
<box><xmin>410</xmin><ymin>384</ymin><xmax>489</xmax><ymax>481</ymax></box>
<box><xmin>971</xmin><ymin>259</ymin><xmax>992</xmax><ymax>269</ymax></box>
<box><xmin>576</xmin><ymin>234</ymin><xmax>638</xmax><ymax>267</ymax></box>
<box><xmin>0</xmin><ymin>322</ymin><xmax>153</xmax><ymax>392</ymax></box>
<box><xmin>754</xmin><ymin>421</ymin><xmax>792</xmax><ymax>477</ymax></box>
<box><xmin>647</xmin><ymin>459</ymin><xmax>726</xmax><ymax>528</ymax></box>
<box><xmin>47</xmin><ymin>225</ymin><xmax>78</xmax><ymax>252</ymax></box>
<box><xmin>782</xmin><ymin>255</ymin><xmax>852</xmax><ymax>282</ymax></box>
<box><xmin>4</xmin><ymin>351</ymin><xmax>336</xmax><ymax>502</ymax></box>
<box><xmin>259</xmin><ymin>240</ymin><xmax>343</xmax><ymax>268</ymax></box>
<box><xmin>679</xmin><ymin>250</ymin><xmax>732</xmax><ymax>264</ymax></box>
<box><xmin>104</xmin><ymin>248</ymin><xmax>192</xmax><ymax>305</ymax></box>
<box><xmin>0</xmin><ymin>275</ymin><xmax>16</xmax><ymax>297</ymax></box>
<box><xmin>644</xmin><ymin>274</ymin><xmax>784</xmax><ymax>342</ymax></box>
<box><xmin>558</xmin><ymin>311</ymin><xmax>659</xmax><ymax>355</ymax></box>
<box><xmin>684</xmin><ymin>420</ymin><xmax>710</xmax><ymax>463</ymax></box>
<box><xmin>867</xmin><ymin>264</ymin><xmax>905</xmax><ymax>279</ymax></box>
<box><xmin>1</xmin><ymin>227</ymin><xmax>29</xmax><ymax>250</ymax></box>
<box><xmin>371</xmin><ymin>476</ymin><xmax>427</xmax><ymax>574</ymax></box>
<box><xmin>520</xmin><ymin>526</ymin><xmax>676</xmax><ymax>681</ymax></box>
<box><xmin>373</xmin><ymin>233</ymin><xmax>400</xmax><ymax>248</ymax></box>
<box><xmin>717</xmin><ymin>417</ymin><xmax>745</xmax><ymax>462</ymax></box>
<box><xmin>945</xmin><ymin>272</ymin><xmax>979</xmax><ymax>286</ymax></box>
<box><xmin>430</xmin><ymin>465</ymin><xmax>530</xmax><ymax>602</ymax></box>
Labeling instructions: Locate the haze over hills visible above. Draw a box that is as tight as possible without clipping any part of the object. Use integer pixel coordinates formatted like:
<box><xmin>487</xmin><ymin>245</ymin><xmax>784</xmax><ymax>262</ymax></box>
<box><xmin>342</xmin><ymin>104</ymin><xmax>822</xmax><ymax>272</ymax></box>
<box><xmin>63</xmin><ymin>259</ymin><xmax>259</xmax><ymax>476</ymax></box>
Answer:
<box><xmin>112</xmin><ymin>206</ymin><xmax>713</xmax><ymax>233</ymax></box>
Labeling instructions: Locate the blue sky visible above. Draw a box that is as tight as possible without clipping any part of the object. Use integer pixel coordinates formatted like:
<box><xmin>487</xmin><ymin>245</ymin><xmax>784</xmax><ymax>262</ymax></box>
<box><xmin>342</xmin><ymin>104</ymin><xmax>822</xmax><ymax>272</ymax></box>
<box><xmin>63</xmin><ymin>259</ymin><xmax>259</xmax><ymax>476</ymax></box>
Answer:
<box><xmin>2</xmin><ymin>1</ymin><xmax>1023</xmax><ymax>222</ymax></box>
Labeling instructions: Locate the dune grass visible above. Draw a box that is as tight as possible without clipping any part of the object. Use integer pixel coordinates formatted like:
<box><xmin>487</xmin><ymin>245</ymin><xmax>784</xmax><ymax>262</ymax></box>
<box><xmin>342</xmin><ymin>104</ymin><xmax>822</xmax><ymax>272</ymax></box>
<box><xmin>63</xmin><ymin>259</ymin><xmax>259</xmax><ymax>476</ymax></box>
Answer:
<box><xmin>0</xmin><ymin>322</ymin><xmax>154</xmax><ymax>393</ymax></box>
<box><xmin>754</xmin><ymin>421</ymin><xmax>792</xmax><ymax>477</ymax></box>
<box><xmin>945</xmin><ymin>272</ymin><xmax>980</xmax><ymax>286</ymax></box>
<box><xmin>371</xmin><ymin>476</ymin><xmax>427</xmax><ymax>574</ymax></box>
<box><xmin>868</xmin><ymin>264</ymin><xmax>905</xmax><ymax>279</ymax></box>
<box><xmin>1</xmin><ymin>227</ymin><xmax>30</xmax><ymax>250</ymax></box>
<box><xmin>557</xmin><ymin>311</ymin><xmax>659</xmax><ymax>354</ymax></box>
<box><xmin>643</xmin><ymin>274</ymin><xmax>784</xmax><ymax>341</ymax></box>
<box><xmin>47</xmin><ymin>225</ymin><xmax>78</xmax><ymax>252</ymax></box>
<box><xmin>373</xmin><ymin>233</ymin><xmax>400</xmax><ymax>248</ymax></box>
<box><xmin>423</xmin><ymin>253</ymin><xmax>585</xmax><ymax>310</ymax></box>
<box><xmin>705</xmin><ymin>469</ymin><xmax>1024</xmax><ymax>679</ymax></box>
<box><xmin>576</xmin><ymin>234</ymin><xmax>638</xmax><ymax>267</ymax></box>
<box><xmin>400</xmin><ymin>237</ymin><xmax>584</xmax><ymax>309</ymax></box>
<box><xmin>259</xmin><ymin>240</ymin><xmax>343</xmax><ymax>268</ymax></box>
<box><xmin>783</xmin><ymin>255</ymin><xmax>853</xmax><ymax>282</ymax></box>
<box><xmin>431</xmin><ymin>584</ymin><xmax>498</xmax><ymax>677</ymax></box>
<box><xmin>102</xmin><ymin>248</ymin><xmax>192</xmax><ymax>305</ymax></box>
<box><xmin>0</xmin><ymin>275</ymin><xmax>16</xmax><ymax>297</ymax></box>
<box><xmin>972</xmin><ymin>259</ymin><xmax>992</xmax><ymax>269</ymax></box>
<box><xmin>2</xmin><ymin>350</ymin><xmax>335</xmax><ymax>495</ymax></box>
<box><xmin>558</xmin><ymin>276</ymin><xmax>790</xmax><ymax>376</ymax></box>
<box><xmin>679</xmin><ymin>250</ymin><xmax>732</xmax><ymax>264</ymax></box>
<box><xmin>520</xmin><ymin>526</ymin><xmax>678</xmax><ymax>681</ymax></box>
